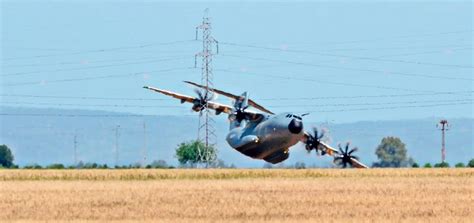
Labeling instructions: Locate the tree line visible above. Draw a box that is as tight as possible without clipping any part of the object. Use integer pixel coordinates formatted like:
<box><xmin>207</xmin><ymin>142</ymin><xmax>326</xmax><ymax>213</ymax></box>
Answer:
<box><xmin>1</xmin><ymin>138</ymin><xmax>474</xmax><ymax>169</ymax></box>
<box><xmin>370</xmin><ymin>136</ymin><xmax>473</xmax><ymax>168</ymax></box>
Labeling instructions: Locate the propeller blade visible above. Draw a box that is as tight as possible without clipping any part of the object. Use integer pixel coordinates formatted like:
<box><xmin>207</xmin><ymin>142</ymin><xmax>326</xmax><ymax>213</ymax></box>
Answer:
<box><xmin>348</xmin><ymin>147</ymin><xmax>358</xmax><ymax>155</ymax></box>
<box><xmin>338</xmin><ymin>144</ymin><xmax>345</xmax><ymax>154</ymax></box>
<box><xmin>305</xmin><ymin>127</ymin><xmax>329</xmax><ymax>156</ymax></box>
<box><xmin>193</xmin><ymin>89</ymin><xmax>203</xmax><ymax>99</ymax></box>
<box><xmin>333</xmin><ymin>142</ymin><xmax>361</xmax><ymax>168</ymax></box>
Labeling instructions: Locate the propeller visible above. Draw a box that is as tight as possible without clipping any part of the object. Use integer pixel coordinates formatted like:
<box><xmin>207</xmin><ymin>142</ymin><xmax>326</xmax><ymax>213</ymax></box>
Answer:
<box><xmin>305</xmin><ymin>127</ymin><xmax>327</xmax><ymax>155</ymax></box>
<box><xmin>333</xmin><ymin>142</ymin><xmax>360</xmax><ymax>168</ymax></box>
<box><xmin>231</xmin><ymin>92</ymin><xmax>253</xmax><ymax>123</ymax></box>
<box><xmin>192</xmin><ymin>89</ymin><xmax>215</xmax><ymax>114</ymax></box>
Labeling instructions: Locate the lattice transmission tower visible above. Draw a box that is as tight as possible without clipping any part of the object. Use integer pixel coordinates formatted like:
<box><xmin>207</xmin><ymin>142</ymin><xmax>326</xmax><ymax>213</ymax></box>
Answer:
<box><xmin>195</xmin><ymin>9</ymin><xmax>219</xmax><ymax>165</ymax></box>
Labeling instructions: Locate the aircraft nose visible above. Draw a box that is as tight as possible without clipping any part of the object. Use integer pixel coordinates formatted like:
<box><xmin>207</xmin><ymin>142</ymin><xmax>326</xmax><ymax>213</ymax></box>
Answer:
<box><xmin>288</xmin><ymin>119</ymin><xmax>303</xmax><ymax>134</ymax></box>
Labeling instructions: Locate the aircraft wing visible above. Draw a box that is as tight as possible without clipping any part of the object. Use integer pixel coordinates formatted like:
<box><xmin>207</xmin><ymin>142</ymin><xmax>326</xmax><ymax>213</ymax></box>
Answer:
<box><xmin>144</xmin><ymin>86</ymin><xmax>195</xmax><ymax>103</ymax></box>
<box><xmin>143</xmin><ymin>86</ymin><xmax>234</xmax><ymax>115</ymax></box>
<box><xmin>302</xmin><ymin>133</ymin><xmax>369</xmax><ymax>169</ymax></box>
<box><xmin>319</xmin><ymin>142</ymin><xmax>368</xmax><ymax>168</ymax></box>
<box><xmin>348</xmin><ymin>157</ymin><xmax>369</xmax><ymax>169</ymax></box>
<box><xmin>184</xmin><ymin>81</ymin><xmax>274</xmax><ymax>115</ymax></box>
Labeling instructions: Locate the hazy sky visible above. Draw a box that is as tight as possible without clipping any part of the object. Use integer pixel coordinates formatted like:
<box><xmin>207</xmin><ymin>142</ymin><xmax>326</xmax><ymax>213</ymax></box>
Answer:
<box><xmin>1</xmin><ymin>0</ymin><xmax>472</xmax><ymax>123</ymax></box>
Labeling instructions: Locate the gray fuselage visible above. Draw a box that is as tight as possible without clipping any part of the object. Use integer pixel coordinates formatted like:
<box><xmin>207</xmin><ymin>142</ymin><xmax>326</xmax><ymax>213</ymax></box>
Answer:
<box><xmin>226</xmin><ymin>113</ymin><xmax>304</xmax><ymax>164</ymax></box>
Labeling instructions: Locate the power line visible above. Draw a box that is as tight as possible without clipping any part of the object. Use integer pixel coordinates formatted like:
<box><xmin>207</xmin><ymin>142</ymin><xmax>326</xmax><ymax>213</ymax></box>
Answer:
<box><xmin>289</xmin><ymin>44</ymin><xmax>471</xmax><ymax>53</ymax></box>
<box><xmin>2</xmin><ymin>99</ymin><xmax>471</xmax><ymax>109</ymax></box>
<box><xmin>375</xmin><ymin>47</ymin><xmax>472</xmax><ymax>58</ymax></box>
<box><xmin>2</xmin><ymin>67</ymin><xmax>194</xmax><ymax>87</ymax></box>
<box><xmin>298</xmin><ymin>101</ymin><xmax>472</xmax><ymax>113</ymax></box>
<box><xmin>0</xmin><ymin>113</ymin><xmax>147</xmax><ymax>117</ymax></box>
<box><xmin>3</xmin><ymin>46</ymin><xmax>77</xmax><ymax>52</ymax></box>
<box><xmin>2</xmin><ymin>39</ymin><xmax>196</xmax><ymax>61</ymax></box>
<box><xmin>1</xmin><ymin>90</ymin><xmax>472</xmax><ymax>101</ymax></box>
<box><xmin>219</xmin><ymin>41</ymin><xmax>473</xmax><ymax>69</ymax></box>
<box><xmin>0</xmin><ymin>94</ymin><xmax>171</xmax><ymax>101</ymax></box>
<box><xmin>1</xmin><ymin>56</ymin><xmax>191</xmax><ymax>77</ymax></box>
<box><xmin>303</xmin><ymin>29</ymin><xmax>474</xmax><ymax>46</ymax></box>
<box><xmin>0</xmin><ymin>113</ymin><xmax>195</xmax><ymax>118</ymax></box>
<box><xmin>215</xmin><ymin>68</ymin><xmax>433</xmax><ymax>93</ymax></box>
<box><xmin>219</xmin><ymin>54</ymin><xmax>473</xmax><ymax>81</ymax></box>
<box><xmin>269</xmin><ymin>99</ymin><xmax>473</xmax><ymax>108</ymax></box>
<box><xmin>2</xmin><ymin>54</ymin><xmax>192</xmax><ymax>69</ymax></box>
<box><xmin>0</xmin><ymin>102</ymin><xmax>182</xmax><ymax>108</ymax></box>
<box><xmin>257</xmin><ymin>91</ymin><xmax>473</xmax><ymax>101</ymax></box>
<box><xmin>1</xmin><ymin>101</ymin><xmax>470</xmax><ymax>117</ymax></box>
<box><xmin>220</xmin><ymin>29</ymin><xmax>473</xmax><ymax>49</ymax></box>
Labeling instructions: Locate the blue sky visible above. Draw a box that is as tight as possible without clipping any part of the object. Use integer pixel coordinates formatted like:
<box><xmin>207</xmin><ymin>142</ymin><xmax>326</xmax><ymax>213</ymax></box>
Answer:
<box><xmin>1</xmin><ymin>0</ymin><xmax>472</xmax><ymax>123</ymax></box>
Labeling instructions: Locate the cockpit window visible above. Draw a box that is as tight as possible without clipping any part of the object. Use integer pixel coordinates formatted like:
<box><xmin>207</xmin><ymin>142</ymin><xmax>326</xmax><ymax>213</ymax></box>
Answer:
<box><xmin>286</xmin><ymin>114</ymin><xmax>302</xmax><ymax>120</ymax></box>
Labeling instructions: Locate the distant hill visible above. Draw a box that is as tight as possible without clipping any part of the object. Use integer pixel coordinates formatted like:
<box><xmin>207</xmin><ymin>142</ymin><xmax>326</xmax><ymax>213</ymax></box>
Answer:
<box><xmin>1</xmin><ymin>106</ymin><xmax>472</xmax><ymax>167</ymax></box>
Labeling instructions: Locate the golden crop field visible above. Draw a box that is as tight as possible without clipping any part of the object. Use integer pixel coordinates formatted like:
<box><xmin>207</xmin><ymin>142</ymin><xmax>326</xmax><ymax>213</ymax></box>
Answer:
<box><xmin>0</xmin><ymin>169</ymin><xmax>473</xmax><ymax>222</ymax></box>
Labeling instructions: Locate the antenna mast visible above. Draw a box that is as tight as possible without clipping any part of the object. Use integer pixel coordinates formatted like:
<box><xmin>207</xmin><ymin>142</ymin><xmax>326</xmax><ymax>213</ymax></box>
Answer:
<box><xmin>195</xmin><ymin>9</ymin><xmax>219</xmax><ymax>165</ymax></box>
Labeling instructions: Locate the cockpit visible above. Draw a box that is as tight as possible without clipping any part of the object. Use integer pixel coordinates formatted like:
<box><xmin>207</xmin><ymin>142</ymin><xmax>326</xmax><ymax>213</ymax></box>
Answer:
<box><xmin>285</xmin><ymin>113</ymin><xmax>302</xmax><ymax>120</ymax></box>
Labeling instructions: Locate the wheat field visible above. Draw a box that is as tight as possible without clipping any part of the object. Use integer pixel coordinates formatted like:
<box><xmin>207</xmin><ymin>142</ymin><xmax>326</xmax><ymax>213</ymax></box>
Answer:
<box><xmin>0</xmin><ymin>169</ymin><xmax>472</xmax><ymax>222</ymax></box>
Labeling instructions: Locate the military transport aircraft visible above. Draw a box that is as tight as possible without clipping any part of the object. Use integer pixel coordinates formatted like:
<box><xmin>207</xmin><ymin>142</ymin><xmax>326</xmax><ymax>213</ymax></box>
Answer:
<box><xmin>144</xmin><ymin>81</ymin><xmax>368</xmax><ymax>168</ymax></box>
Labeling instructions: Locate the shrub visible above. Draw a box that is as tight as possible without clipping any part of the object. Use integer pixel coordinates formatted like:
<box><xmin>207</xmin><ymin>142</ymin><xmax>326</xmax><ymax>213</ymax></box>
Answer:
<box><xmin>454</xmin><ymin>162</ymin><xmax>465</xmax><ymax>168</ymax></box>
<box><xmin>412</xmin><ymin>163</ymin><xmax>419</xmax><ymax>168</ymax></box>
<box><xmin>423</xmin><ymin>163</ymin><xmax>432</xmax><ymax>168</ymax></box>
<box><xmin>294</xmin><ymin>162</ymin><xmax>306</xmax><ymax>169</ymax></box>
<box><xmin>24</xmin><ymin>164</ymin><xmax>43</xmax><ymax>169</ymax></box>
<box><xmin>468</xmin><ymin>159</ymin><xmax>474</xmax><ymax>168</ymax></box>
<box><xmin>0</xmin><ymin>145</ymin><xmax>15</xmax><ymax>168</ymax></box>
<box><xmin>434</xmin><ymin>162</ymin><xmax>450</xmax><ymax>168</ymax></box>
<box><xmin>46</xmin><ymin>163</ymin><xmax>65</xmax><ymax>169</ymax></box>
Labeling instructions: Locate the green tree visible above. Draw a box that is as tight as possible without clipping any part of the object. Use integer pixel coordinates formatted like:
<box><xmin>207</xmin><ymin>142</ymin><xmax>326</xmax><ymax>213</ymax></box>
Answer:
<box><xmin>210</xmin><ymin>159</ymin><xmax>229</xmax><ymax>168</ymax></box>
<box><xmin>423</xmin><ymin>163</ymin><xmax>432</xmax><ymax>168</ymax></box>
<box><xmin>83</xmin><ymin>162</ymin><xmax>99</xmax><ymax>169</ymax></box>
<box><xmin>24</xmin><ymin>163</ymin><xmax>42</xmax><ymax>169</ymax></box>
<box><xmin>0</xmin><ymin>145</ymin><xmax>14</xmax><ymax>168</ymax></box>
<box><xmin>454</xmin><ymin>162</ymin><xmax>465</xmax><ymax>168</ymax></box>
<box><xmin>294</xmin><ymin>162</ymin><xmax>306</xmax><ymax>169</ymax></box>
<box><xmin>263</xmin><ymin>163</ymin><xmax>273</xmax><ymax>169</ymax></box>
<box><xmin>150</xmin><ymin>160</ymin><xmax>168</xmax><ymax>169</ymax></box>
<box><xmin>372</xmin><ymin>137</ymin><xmax>412</xmax><ymax>168</ymax></box>
<box><xmin>175</xmin><ymin>140</ymin><xmax>217</xmax><ymax>167</ymax></box>
<box><xmin>434</xmin><ymin>162</ymin><xmax>450</xmax><ymax>168</ymax></box>
<box><xmin>412</xmin><ymin>162</ymin><xmax>419</xmax><ymax>168</ymax></box>
<box><xmin>468</xmin><ymin>159</ymin><xmax>474</xmax><ymax>168</ymax></box>
<box><xmin>46</xmin><ymin>163</ymin><xmax>65</xmax><ymax>169</ymax></box>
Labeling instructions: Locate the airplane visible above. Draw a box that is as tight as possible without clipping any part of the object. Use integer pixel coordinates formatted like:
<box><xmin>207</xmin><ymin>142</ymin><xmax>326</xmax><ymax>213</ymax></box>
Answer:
<box><xmin>144</xmin><ymin>81</ymin><xmax>368</xmax><ymax>168</ymax></box>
